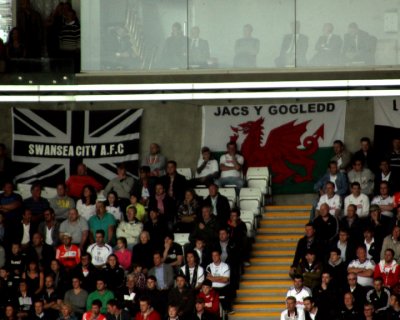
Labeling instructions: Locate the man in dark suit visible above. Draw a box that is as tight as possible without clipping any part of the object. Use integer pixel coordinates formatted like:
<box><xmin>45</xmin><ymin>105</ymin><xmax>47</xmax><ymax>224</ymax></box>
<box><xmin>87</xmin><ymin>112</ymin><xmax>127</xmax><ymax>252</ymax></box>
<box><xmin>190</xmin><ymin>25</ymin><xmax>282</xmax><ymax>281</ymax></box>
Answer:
<box><xmin>343</xmin><ymin>23</ymin><xmax>376</xmax><ymax>65</ymax></box>
<box><xmin>159</xmin><ymin>160</ymin><xmax>187</xmax><ymax>205</ymax></box>
<box><xmin>275</xmin><ymin>21</ymin><xmax>309</xmax><ymax>67</ymax></box>
<box><xmin>189</xmin><ymin>26</ymin><xmax>210</xmax><ymax>67</ymax></box>
<box><xmin>203</xmin><ymin>183</ymin><xmax>231</xmax><ymax>225</ymax></box>
<box><xmin>304</xmin><ymin>296</ymin><xmax>327</xmax><ymax>320</ymax></box>
<box><xmin>310</xmin><ymin>23</ymin><xmax>342</xmax><ymax>66</ymax></box>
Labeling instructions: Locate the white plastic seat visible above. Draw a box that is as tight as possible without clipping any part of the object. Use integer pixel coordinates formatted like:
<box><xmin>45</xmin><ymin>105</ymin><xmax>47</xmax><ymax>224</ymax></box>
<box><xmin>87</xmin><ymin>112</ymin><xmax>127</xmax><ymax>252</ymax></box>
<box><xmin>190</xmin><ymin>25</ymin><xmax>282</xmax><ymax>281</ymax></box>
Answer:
<box><xmin>42</xmin><ymin>187</ymin><xmax>57</xmax><ymax>199</ymax></box>
<box><xmin>17</xmin><ymin>183</ymin><xmax>32</xmax><ymax>200</ymax></box>
<box><xmin>246</xmin><ymin>167</ymin><xmax>271</xmax><ymax>195</ymax></box>
<box><xmin>240</xmin><ymin>210</ymin><xmax>256</xmax><ymax>237</ymax></box>
<box><xmin>174</xmin><ymin>233</ymin><xmax>190</xmax><ymax>247</ymax></box>
<box><xmin>177</xmin><ymin>168</ymin><xmax>193</xmax><ymax>180</ymax></box>
<box><xmin>219</xmin><ymin>187</ymin><xmax>237</xmax><ymax>209</ymax></box>
<box><xmin>194</xmin><ymin>187</ymin><xmax>209</xmax><ymax>199</ymax></box>
<box><xmin>239</xmin><ymin>188</ymin><xmax>262</xmax><ymax>216</ymax></box>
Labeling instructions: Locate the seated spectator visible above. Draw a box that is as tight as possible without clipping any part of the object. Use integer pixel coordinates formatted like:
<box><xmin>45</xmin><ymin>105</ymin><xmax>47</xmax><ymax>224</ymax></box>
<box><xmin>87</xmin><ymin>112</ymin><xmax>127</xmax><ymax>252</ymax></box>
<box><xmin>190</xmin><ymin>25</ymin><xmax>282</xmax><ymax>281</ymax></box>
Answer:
<box><xmin>116</xmin><ymin>206</ymin><xmax>143</xmax><ymax>249</ymax></box>
<box><xmin>86</xmin><ymin>279</ymin><xmax>115</xmax><ymax>315</ymax></box>
<box><xmin>296</xmin><ymin>249</ymin><xmax>322</xmax><ymax>290</ymax></box>
<box><xmin>148</xmin><ymin>251</ymin><xmax>174</xmax><ymax>291</ymax></box>
<box><xmin>75</xmin><ymin>185</ymin><xmax>97</xmax><ymax>221</ymax></box>
<box><xmin>364</xmin><ymin>205</ymin><xmax>388</xmax><ymax>246</ymax></box>
<box><xmin>131</xmin><ymin>166</ymin><xmax>156</xmax><ymax>207</ymax></box>
<box><xmin>86</xmin><ymin>230</ymin><xmax>113</xmax><ymax>268</ymax></box>
<box><xmin>339</xmin><ymin>205</ymin><xmax>364</xmax><ymax>245</ymax></box>
<box><xmin>131</xmin><ymin>231</ymin><xmax>154</xmax><ymax>273</ymax></box>
<box><xmin>59</xmin><ymin>208</ymin><xmax>89</xmax><ymax>251</ymax></box>
<box><xmin>347</xmin><ymin>245</ymin><xmax>375</xmax><ymax>287</ymax></box>
<box><xmin>192</xmin><ymin>237</ymin><xmax>212</xmax><ymax>269</ymax></box>
<box><xmin>314</xmin><ymin>161</ymin><xmax>348</xmax><ymax>199</ymax></box>
<box><xmin>390</xmin><ymin>206</ymin><xmax>400</xmax><ymax>231</ymax></box>
<box><xmin>143</xmin><ymin>208</ymin><xmax>167</xmax><ymax>251</ymax></box>
<box><xmin>38</xmin><ymin>207</ymin><xmax>60</xmax><ymax>247</ymax></box>
<box><xmin>315</xmin><ymin>181</ymin><xmax>343</xmax><ymax>218</ymax></box>
<box><xmin>290</xmin><ymin>223</ymin><xmax>323</xmax><ymax>278</ymax></box>
<box><xmin>162</xmin><ymin>233</ymin><xmax>183</xmax><ymax>272</ymax></box>
<box><xmin>374</xmin><ymin>249</ymin><xmax>400</xmax><ymax>288</ymax></box>
<box><xmin>312</xmin><ymin>272</ymin><xmax>339</xmax><ymax>318</ymax></box>
<box><xmin>165</xmin><ymin>304</ymin><xmax>180</xmax><ymax>320</ymax></box>
<box><xmin>387</xmin><ymin>293</ymin><xmax>400</xmax><ymax>320</ymax></box>
<box><xmin>0</xmin><ymin>181</ymin><xmax>22</xmax><ymax>225</ymax></box>
<box><xmin>49</xmin><ymin>259</ymin><xmax>68</xmax><ymax>296</ymax></box>
<box><xmin>141</xmin><ymin>143</ymin><xmax>166</xmax><ymax>177</ymax></box>
<box><xmin>114</xmin><ymin>236</ymin><xmax>132</xmax><ymax>271</ymax></box>
<box><xmin>106</xmin><ymin>299</ymin><xmax>131</xmax><ymax>320</ymax></box>
<box><xmin>116</xmin><ymin>274</ymin><xmax>140</xmax><ymax>316</ymax></box>
<box><xmin>160</xmin><ymin>160</ymin><xmax>187</xmax><ymax>204</ymax></box>
<box><xmin>362</xmin><ymin>303</ymin><xmax>376</xmax><ymax>320</ymax></box>
<box><xmin>286</xmin><ymin>274</ymin><xmax>312</xmax><ymax>309</ymax></box>
<box><xmin>148</xmin><ymin>183</ymin><xmax>176</xmax><ymax>227</ymax></box>
<box><xmin>88</xmin><ymin>201</ymin><xmax>116</xmax><ymax>245</ymax></box>
<box><xmin>303</xmin><ymin>296</ymin><xmax>327</xmax><ymax>320</ymax></box>
<box><xmin>331</xmin><ymin>140</ymin><xmax>352</xmax><ymax>172</ymax></box>
<box><xmin>49</xmin><ymin>182</ymin><xmax>75</xmax><ymax>222</ymax></box>
<box><xmin>215</xmin><ymin>141</ymin><xmax>245</xmax><ymax>194</ymax></box>
<box><xmin>363</xmin><ymin>227</ymin><xmax>380</xmax><ymax>264</ymax></box>
<box><xmin>281</xmin><ymin>296</ymin><xmax>305</xmax><ymax>320</ymax></box>
<box><xmin>344</xmin><ymin>274</ymin><xmax>366</xmax><ymax>312</ymax></box>
<box><xmin>366</xmin><ymin>277</ymin><xmax>391</xmax><ymax>316</ymax></box>
<box><xmin>380</xmin><ymin>226</ymin><xmax>400</xmax><ymax>262</ymax></box>
<box><xmin>6</xmin><ymin>243</ymin><xmax>25</xmax><ymax>281</ymax></box>
<box><xmin>82</xmin><ymin>299</ymin><xmax>106</xmax><ymax>320</ymax></box>
<box><xmin>189</xmin><ymin>205</ymin><xmax>219</xmax><ymax>247</ymax></box>
<box><xmin>339</xmin><ymin>292</ymin><xmax>362</xmax><ymax>320</ymax></box>
<box><xmin>103</xmin><ymin>162</ymin><xmax>134</xmax><ymax>208</ymax></box>
<box><xmin>0</xmin><ymin>144</ymin><xmax>14</xmax><ymax>188</ymax></box>
<box><xmin>313</xmin><ymin>203</ymin><xmax>338</xmax><ymax>249</ymax></box>
<box><xmin>143</xmin><ymin>276</ymin><xmax>164</xmax><ymax>315</ymax></box>
<box><xmin>175</xmin><ymin>189</ymin><xmax>200</xmax><ymax>233</ymax></box>
<box><xmin>193</xmin><ymin>146</ymin><xmax>219</xmax><ymax>187</ymax></box>
<box><xmin>102</xmin><ymin>254</ymin><xmax>125</xmax><ymax>292</ymax></box>
<box><xmin>105</xmin><ymin>191</ymin><xmax>123</xmax><ymax>222</ymax></box>
<box><xmin>375</xmin><ymin>159</ymin><xmax>400</xmax><ymax>194</ymax></box>
<box><xmin>26</xmin><ymin>233</ymin><xmax>55</xmax><ymax>272</ymax></box>
<box><xmin>193</xmin><ymin>297</ymin><xmax>216</xmax><ymax>320</ymax></box>
<box><xmin>56</xmin><ymin>233</ymin><xmax>81</xmax><ymax>271</ymax></box>
<box><xmin>344</xmin><ymin>182</ymin><xmax>370</xmax><ymax>218</ymax></box>
<box><xmin>66</xmin><ymin>163</ymin><xmax>102</xmax><ymax>199</ymax></box>
<box><xmin>126</xmin><ymin>193</ymin><xmax>146</xmax><ymax>222</ymax></box>
<box><xmin>180</xmin><ymin>250</ymin><xmax>205</xmax><ymax>290</ymax></box>
<box><xmin>203</xmin><ymin>183</ymin><xmax>231</xmax><ymax>224</ymax></box>
<box><xmin>388</xmin><ymin>138</ymin><xmax>400</xmax><ymax>178</ymax></box>
<box><xmin>38</xmin><ymin>274</ymin><xmax>62</xmax><ymax>319</ymax></box>
<box><xmin>168</xmin><ymin>274</ymin><xmax>195</xmax><ymax>319</ymax></box>
<box><xmin>325</xmin><ymin>248</ymin><xmax>347</xmax><ymax>290</ymax></box>
<box><xmin>197</xmin><ymin>279</ymin><xmax>219</xmax><ymax>317</ymax></box>
<box><xmin>227</xmin><ymin>209</ymin><xmax>249</xmax><ymax>266</ymax></box>
<box><xmin>352</xmin><ymin>137</ymin><xmax>378</xmax><ymax>174</ymax></box>
<box><xmin>371</xmin><ymin>181</ymin><xmax>394</xmax><ymax>219</ymax></box>
<box><xmin>333</xmin><ymin>228</ymin><xmax>356</xmax><ymax>264</ymax></box>
<box><xmin>58</xmin><ymin>303</ymin><xmax>78</xmax><ymax>320</ymax></box>
<box><xmin>135</xmin><ymin>296</ymin><xmax>161</xmax><ymax>320</ymax></box>
<box><xmin>348</xmin><ymin>159</ymin><xmax>375</xmax><ymax>197</ymax></box>
<box><xmin>23</xmin><ymin>183</ymin><xmax>50</xmax><ymax>226</ymax></box>
<box><xmin>11</xmin><ymin>209</ymin><xmax>35</xmax><ymax>249</ymax></box>
<box><xmin>22</xmin><ymin>260</ymin><xmax>44</xmax><ymax>297</ymax></box>
<box><xmin>30</xmin><ymin>300</ymin><xmax>50</xmax><ymax>320</ymax></box>
<box><xmin>206</xmin><ymin>249</ymin><xmax>233</xmax><ymax>314</ymax></box>
<box><xmin>72</xmin><ymin>253</ymin><xmax>99</xmax><ymax>293</ymax></box>
<box><xmin>130</xmin><ymin>263</ymin><xmax>146</xmax><ymax>292</ymax></box>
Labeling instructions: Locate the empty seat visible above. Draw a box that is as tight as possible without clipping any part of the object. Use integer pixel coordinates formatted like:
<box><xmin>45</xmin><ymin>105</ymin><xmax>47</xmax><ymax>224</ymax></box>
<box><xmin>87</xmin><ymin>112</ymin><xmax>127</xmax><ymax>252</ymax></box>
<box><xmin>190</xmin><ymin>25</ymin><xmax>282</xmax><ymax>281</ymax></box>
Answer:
<box><xmin>239</xmin><ymin>188</ymin><xmax>262</xmax><ymax>216</ymax></box>
<box><xmin>240</xmin><ymin>210</ymin><xmax>256</xmax><ymax>237</ymax></box>
<box><xmin>219</xmin><ymin>187</ymin><xmax>237</xmax><ymax>209</ymax></box>
<box><xmin>177</xmin><ymin>168</ymin><xmax>193</xmax><ymax>180</ymax></box>
<box><xmin>246</xmin><ymin>167</ymin><xmax>271</xmax><ymax>196</ymax></box>
<box><xmin>194</xmin><ymin>187</ymin><xmax>209</xmax><ymax>199</ymax></box>
<box><xmin>174</xmin><ymin>233</ymin><xmax>190</xmax><ymax>247</ymax></box>
<box><xmin>42</xmin><ymin>187</ymin><xmax>57</xmax><ymax>199</ymax></box>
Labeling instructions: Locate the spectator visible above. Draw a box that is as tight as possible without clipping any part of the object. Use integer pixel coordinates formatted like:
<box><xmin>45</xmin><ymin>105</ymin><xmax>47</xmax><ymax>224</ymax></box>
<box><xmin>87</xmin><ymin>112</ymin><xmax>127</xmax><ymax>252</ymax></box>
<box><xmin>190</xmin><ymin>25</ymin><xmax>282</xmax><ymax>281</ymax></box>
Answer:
<box><xmin>56</xmin><ymin>233</ymin><xmax>81</xmax><ymax>271</ymax></box>
<box><xmin>375</xmin><ymin>159</ymin><xmax>400</xmax><ymax>194</ymax></box>
<box><xmin>30</xmin><ymin>300</ymin><xmax>49</xmax><ymax>320</ymax></box>
<box><xmin>389</xmin><ymin>138</ymin><xmax>400</xmax><ymax>177</ymax></box>
<box><xmin>88</xmin><ymin>201</ymin><xmax>116</xmax><ymax>245</ymax></box>
<box><xmin>303</xmin><ymin>296</ymin><xmax>326</xmax><ymax>320</ymax></box>
<box><xmin>227</xmin><ymin>208</ymin><xmax>249</xmax><ymax>266</ymax></box>
<box><xmin>131</xmin><ymin>166</ymin><xmax>156</xmax><ymax>208</ymax></box>
<box><xmin>135</xmin><ymin>296</ymin><xmax>161</xmax><ymax>320</ymax></box>
<box><xmin>180</xmin><ymin>250</ymin><xmax>205</xmax><ymax>290</ymax></box>
<box><xmin>175</xmin><ymin>189</ymin><xmax>200</xmax><ymax>233</ymax></box>
<box><xmin>6</xmin><ymin>243</ymin><xmax>25</xmax><ymax>281</ymax></box>
<box><xmin>86</xmin><ymin>279</ymin><xmax>115</xmax><ymax>315</ymax></box>
<box><xmin>197</xmin><ymin>279</ymin><xmax>219</xmax><ymax>317</ymax></box>
<box><xmin>192</xmin><ymin>237</ymin><xmax>212</xmax><ymax>269</ymax></box>
<box><xmin>280</xmin><ymin>296</ymin><xmax>305</xmax><ymax>320</ymax></box>
<box><xmin>130</xmin><ymin>263</ymin><xmax>146</xmax><ymax>292</ymax></box>
<box><xmin>332</xmin><ymin>228</ymin><xmax>356</xmax><ymax>264</ymax></box>
<box><xmin>314</xmin><ymin>161</ymin><xmax>348</xmax><ymax>199</ymax></box>
<box><xmin>71</xmin><ymin>253</ymin><xmax>99</xmax><ymax>293</ymax></box>
<box><xmin>297</xmin><ymin>250</ymin><xmax>322</xmax><ymax>290</ymax></box>
<box><xmin>193</xmin><ymin>146</ymin><xmax>219</xmax><ymax>187</ymax></box>
<box><xmin>371</xmin><ymin>181</ymin><xmax>394</xmax><ymax>219</ymax></box>
<box><xmin>0</xmin><ymin>144</ymin><xmax>14</xmax><ymax>188</ymax></box>
<box><xmin>114</xmin><ymin>236</ymin><xmax>132</xmax><ymax>271</ymax></box>
<box><xmin>338</xmin><ymin>292</ymin><xmax>362</xmax><ymax>320</ymax></box>
<box><xmin>348</xmin><ymin>159</ymin><xmax>375</xmax><ymax>197</ymax></box>
<box><xmin>366</xmin><ymin>278</ymin><xmax>391</xmax><ymax>315</ymax></box>
<box><xmin>286</xmin><ymin>274</ymin><xmax>312</xmax><ymax>309</ymax></box>
<box><xmin>59</xmin><ymin>208</ymin><xmax>89</xmax><ymax>251</ymax></box>
<box><xmin>363</xmin><ymin>227</ymin><xmax>380</xmax><ymax>264</ymax></box>
<box><xmin>162</xmin><ymin>233</ymin><xmax>184</xmax><ymax>271</ymax></box>
<box><xmin>126</xmin><ymin>193</ymin><xmax>146</xmax><ymax>222</ymax></box>
<box><xmin>165</xmin><ymin>304</ymin><xmax>180</xmax><ymax>320</ymax></box>
<box><xmin>3</xmin><ymin>304</ymin><xmax>17</xmax><ymax>320</ymax></box>
<box><xmin>324</xmin><ymin>248</ymin><xmax>347</xmax><ymax>291</ymax></box>
<box><xmin>143</xmin><ymin>208</ymin><xmax>167</xmax><ymax>251</ymax></box>
<box><xmin>15</xmin><ymin>281</ymin><xmax>33</xmax><ymax>319</ymax></box>
<box><xmin>116</xmin><ymin>206</ymin><xmax>143</xmax><ymax>249</ymax></box>
<box><xmin>313</xmin><ymin>203</ymin><xmax>338</xmax><ymax>248</ymax></box>
<box><xmin>104</xmin><ymin>191</ymin><xmax>123</xmax><ymax>222</ymax></box>
<box><xmin>189</xmin><ymin>206</ymin><xmax>219</xmax><ymax>247</ymax></box>
<box><xmin>330</xmin><ymin>140</ymin><xmax>352</xmax><ymax>172</ymax></box>
<box><xmin>131</xmin><ymin>231</ymin><xmax>154</xmax><ymax>273</ymax></box>
<box><xmin>102</xmin><ymin>254</ymin><xmax>125</xmax><ymax>292</ymax></box>
<box><xmin>38</xmin><ymin>274</ymin><xmax>62</xmax><ymax>319</ymax></box>
<box><xmin>343</xmin><ymin>273</ymin><xmax>366</xmax><ymax>312</ymax></box>
<box><xmin>312</xmin><ymin>272</ymin><xmax>339</xmax><ymax>319</ymax></box>
<box><xmin>66</xmin><ymin>163</ymin><xmax>102</xmax><ymax>199</ymax></box>
<box><xmin>38</xmin><ymin>208</ymin><xmax>60</xmax><ymax>247</ymax></box>
<box><xmin>364</xmin><ymin>205</ymin><xmax>388</xmax><ymax>246</ymax></box>
<box><xmin>103</xmin><ymin>163</ymin><xmax>134</xmax><ymax>207</ymax></box>
<box><xmin>26</xmin><ymin>233</ymin><xmax>55</xmax><ymax>272</ymax></box>
<box><xmin>143</xmin><ymin>276</ymin><xmax>164</xmax><ymax>315</ymax></box>
<box><xmin>82</xmin><ymin>299</ymin><xmax>106</xmax><ymax>320</ymax></box>
<box><xmin>148</xmin><ymin>251</ymin><xmax>174</xmax><ymax>290</ymax></box>
<box><xmin>106</xmin><ymin>299</ymin><xmax>131</xmax><ymax>320</ymax></box>
<box><xmin>193</xmin><ymin>297</ymin><xmax>216</xmax><ymax>320</ymax></box>
<box><xmin>373</xmin><ymin>249</ymin><xmax>400</xmax><ymax>288</ymax></box>
<box><xmin>167</xmin><ymin>274</ymin><xmax>195</xmax><ymax>319</ymax></box>
<box><xmin>22</xmin><ymin>260</ymin><xmax>44</xmax><ymax>297</ymax></box>
<box><xmin>344</xmin><ymin>182</ymin><xmax>370</xmax><ymax>218</ymax></box>
<box><xmin>23</xmin><ymin>183</ymin><xmax>50</xmax><ymax>226</ymax></box>
<box><xmin>116</xmin><ymin>274</ymin><xmax>140</xmax><ymax>316</ymax></box>
<box><xmin>75</xmin><ymin>185</ymin><xmax>97</xmax><ymax>221</ymax></box>
<box><xmin>380</xmin><ymin>226</ymin><xmax>400</xmax><ymax>261</ymax></box>
<box><xmin>141</xmin><ymin>143</ymin><xmax>166</xmax><ymax>177</ymax></box>
<box><xmin>87</xmin><ymin>230</ymin><xmax>113</xmax><ymax>268</ymax></box>
<box><xmin>0</xmin><ymin>182</ymin><xmax>22</xmax><ymax>225</ymax></box>
<box><xmin>49</xmin><ymin>182</ymin><xmax>75</xmax><ymax>222</ymax></box>
<box><xmin>57</xmin><ymin>303</ymin><xmax>78</xmax><ymax>320</ymax></box>
<box><xmin>352</xmin><ymin>137</ymin><xmax>378</xmax><ymax>174</ymax></box>
<box><xmin>12</xmin><ymin>209</ymin><xmax>35</xmax><ymax>249</ymax></box>
<box><xmin>49</xmin><ymin>259</ymin><xmax>68</xmax><ymax>296</ymax></box>
<box><xmin>215</xmin><ymin>141</ymin><xmax>245</xmax><ymax>194</ymax></box>
<box><xmin>203</xmin><ymin>183</ymin><xmax>231</xmax><ymax>224</ymax></box>
<box><xmin>386</xmin><ymin>293</ymin><xmax>400</xmax><ymax>320</ymax></box>
<box><xmin>339</xmin><ymin>204</ymin><xmax>364</xmax><ymax>245</ymax></box>
<box><xmin>148</xmin><ymin>183</ymin><xmax>176</xmax><ymax>227</ymax></box>
<box><xmin>315</xmin><ymin>181</ymin><xmax>343</xmax><ymax>218</ymax></box>
<box><xmin>347</xmin><ymin>245</ymin><xmax>375</xmax><ymax>287</ymax></box>
<box><xmin>160</xmin><ymin>160</ymin><xmax>187</xmax><ymax>204</ymax></box>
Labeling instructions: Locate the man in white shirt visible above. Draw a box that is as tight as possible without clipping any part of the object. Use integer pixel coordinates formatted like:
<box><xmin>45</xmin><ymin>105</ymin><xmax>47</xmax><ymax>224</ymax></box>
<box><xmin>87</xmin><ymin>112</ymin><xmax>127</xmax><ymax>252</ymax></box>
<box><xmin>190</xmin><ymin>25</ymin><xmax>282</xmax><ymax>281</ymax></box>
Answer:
<box><xmin>286</xmin><ymin>274</ymin><xmax>312</xmax><ymax>309</ymax></box>
<box><xmin>316</xmin><ymin>181</ymin><xmax>342</xmax><ymax>217</ymax></box>
<box><xmin>344</xmin><ymin>182</ymin><xmax>370</xmax><ymax>218</ymax></box>
<box><xmin>347</xmin><ymin>245</ymin><xmax>375</xmax><ymax>287</ymax></box>
<box><xmin>193</xmin><ymin>147</ymin><xmax>219</xmax><ymax>186</ymax></box>
<box><xmin>281</xmin><ymin>296</ymin><xmax>305</xmax><ymax>320</ymax></box>
<box><xmin>86</xmin><ymin>229</ymin><xmax>112</xmax><ymax>268</ymax></box>
<box><xmin>215</xmin><ymin>142</ymin><xmax>245</xmax><ymax>194</ymax></box>
<box><xmin>371</xmin><ymin>181</ymin><xmax>394</xmax><ymax>218</ymax></box>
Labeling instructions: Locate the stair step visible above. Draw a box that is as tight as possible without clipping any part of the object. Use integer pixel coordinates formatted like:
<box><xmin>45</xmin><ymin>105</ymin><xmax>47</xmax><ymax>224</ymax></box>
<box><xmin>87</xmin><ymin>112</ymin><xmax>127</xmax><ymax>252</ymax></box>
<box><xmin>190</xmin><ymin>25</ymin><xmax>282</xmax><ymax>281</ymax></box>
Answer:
<box><xmin>251</xmin><ymin>250</ymin><xmax>295</xmax><ymax>257</ymax></box>
<box><xmin>264</xmin><ymin>211</ymin><xmax>310</xmax><ymax>218</ymax></box>
<box><xmin>242</xmin><ymin>273</ymin><xmax>291</xmax><ymax>280</ymax></box>
<box><xmin>237</xmin><ymin>288</ymin><xmax>287</xmax><ymax>296</ymax></box>
<box><xmin>253</xmin><ymin>242</ymin><xmax>297</xmax><ymax>249</ymax></box>
<box><xmin>260</xmin><ymin>219</ymin><xmax>308</xmax><ymax>225</ymax></box>
<box><xmin>266</xmin><ymin>205</ymin><xmax>312</xmax><ymax>210</ymax></box>
<box><xmin>244</xmin><ymin>265</ymin><xmax>291</xmax><ymax>273</ymax></box>
<box><xmin>235</xmin><ymin>303</ymin><xmax>284</xmax><ymax>310</ymax></box>
<box><xmin>236</xmin><ymin>296</ymin><xmax>285</xmax><ymax>303</ymax></box>
<box><xmin>258</xmin><ymin>227</ymin><xmax>304</xmax><ymax>233</ymax></box>
<box><xmin>250</xmin><ymin>257</ymin><xmax>292</xmax><ymax>263</ymax></box>
<box><xmin>230</xmin><ymin>311</ymin><xmax>281</xmax><ymax>319</ymax></box>
<box><xmin>256</xmin><ymin>235</ymin><xmax>301</xmax><ymax>241</ymax></box>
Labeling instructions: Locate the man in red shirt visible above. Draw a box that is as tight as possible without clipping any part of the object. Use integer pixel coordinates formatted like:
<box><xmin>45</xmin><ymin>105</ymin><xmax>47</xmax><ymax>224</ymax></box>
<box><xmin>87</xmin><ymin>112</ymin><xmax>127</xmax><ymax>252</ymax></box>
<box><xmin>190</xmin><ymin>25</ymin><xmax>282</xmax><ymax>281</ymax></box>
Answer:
<box><xmin>135</xmin><ymin>296</ymin><xmax>161</xmax><ymax>320</ymax></box>
<box><xmin>82</xmin><ymin>299</ymin><xmax>106</xmax><ymax>320</ymax></box>
<box><xmin>66</xmin><ymin>163</ymin><xmax>102</xmax><ymax>199</ymax></box>
<box><xmin>56</xmin><ymin>233</ymin><xmax>81</xmax><ymax>270</ymax></box>
<box><xmin>374</xmin><ymin>248</ymin><xmax>400</xmax><ymax>288</ymax></box>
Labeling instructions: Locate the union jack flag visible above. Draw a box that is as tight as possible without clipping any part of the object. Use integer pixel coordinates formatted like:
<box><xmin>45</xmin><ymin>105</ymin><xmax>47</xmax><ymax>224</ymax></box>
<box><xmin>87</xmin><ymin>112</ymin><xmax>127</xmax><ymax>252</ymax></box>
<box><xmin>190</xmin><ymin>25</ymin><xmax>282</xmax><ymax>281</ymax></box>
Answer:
<box><xmin>12</xmin><ymin>108</ymin><xmax>142</xmax><ymax>187</ymax></box>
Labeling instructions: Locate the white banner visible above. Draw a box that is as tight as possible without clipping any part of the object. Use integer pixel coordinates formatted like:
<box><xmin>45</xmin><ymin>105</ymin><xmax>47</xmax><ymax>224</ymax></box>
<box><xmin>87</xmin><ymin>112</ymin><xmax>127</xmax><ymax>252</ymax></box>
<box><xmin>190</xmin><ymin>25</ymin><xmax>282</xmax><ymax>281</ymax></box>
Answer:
<box><xmin>374</xmin><ymin>97</ymin><xmax>400</xmax><ymax>127</ymax></box>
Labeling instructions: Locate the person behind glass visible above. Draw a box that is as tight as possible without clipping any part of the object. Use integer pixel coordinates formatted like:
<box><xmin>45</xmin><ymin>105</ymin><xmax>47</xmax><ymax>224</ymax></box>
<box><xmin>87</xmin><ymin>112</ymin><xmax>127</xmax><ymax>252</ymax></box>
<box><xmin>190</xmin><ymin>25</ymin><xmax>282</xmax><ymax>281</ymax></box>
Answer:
<box><xmin>5</xmin><ymin>27</ymin><xmax>26</xmax><ymax>72</ymax></box>
<box><xmin>233</xmin><ymin>24</ymin><xmax>260</xmax><ymax>68</ymax></box>
<box><xmin>160</xmin><ymin>22</ymin><xmax>187</xmax><ymax>69</ymax></box>
<box><xmin>192</xmin><ymin>147</ymin><xmax>219</xmax><ymax>187</ymax></box>
<box><xmin>142</xmin><ymin>144</ymin><xmax>167</xmax><ymax>178</ymax></box>
<box><xmin>75</xmin><ymin>184</ymin><xmax>97</xmax><ymax>221</ymax></box>
<box><xmin>343</xmin><ymin>23</ymin><xmax>376</xmax><ymax>65</ymax></box>
<box><xmin>215</xmin><ymin>142</ymin><xmax>245</xmax><ymax>195</ymax></box>
<box><xmin>275</xmin><ymin>21</ymin><xmax>309</xmax><ymax>67</ymax></box>
<box><xmin>310</xmin><ymin>23</ymin><xmax>343</xmax><ymax>66</ymax></box>
<box><xmin>189</xmin><ymin>26</ymin><xmax>210</xmax><ymax>68</ymax></box>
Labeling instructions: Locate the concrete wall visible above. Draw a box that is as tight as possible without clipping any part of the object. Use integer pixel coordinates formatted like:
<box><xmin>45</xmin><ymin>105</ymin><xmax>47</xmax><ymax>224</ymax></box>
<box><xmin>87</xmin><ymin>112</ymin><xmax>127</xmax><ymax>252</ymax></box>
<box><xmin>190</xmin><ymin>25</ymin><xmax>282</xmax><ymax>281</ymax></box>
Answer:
<box><xmin>0</xmin><ymin>97</ymin><xmax>374</xmax><ymax>171</ymax></box>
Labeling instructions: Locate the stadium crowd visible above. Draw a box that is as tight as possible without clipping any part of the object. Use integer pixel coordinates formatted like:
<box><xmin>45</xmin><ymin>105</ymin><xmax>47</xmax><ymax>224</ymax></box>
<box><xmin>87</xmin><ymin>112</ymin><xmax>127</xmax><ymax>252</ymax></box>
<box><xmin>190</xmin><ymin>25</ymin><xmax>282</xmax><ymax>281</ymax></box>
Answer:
<box><xmin>284</xmin><ymin>137</ymin><xmax>400</xmax><ymax>320</ymax></box>
<box><xmin>0</xmin><ymin>142</ymin><xmax>249</xmax><ymax>320</ymax></box>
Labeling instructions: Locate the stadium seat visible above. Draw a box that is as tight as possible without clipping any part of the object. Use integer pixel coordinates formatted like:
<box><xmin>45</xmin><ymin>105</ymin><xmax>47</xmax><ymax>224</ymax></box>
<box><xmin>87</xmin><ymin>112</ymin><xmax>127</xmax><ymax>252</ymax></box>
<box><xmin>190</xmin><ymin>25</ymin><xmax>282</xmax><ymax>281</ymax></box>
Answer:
<box><xmin>194</xmin><ymin>187</ymin><xmax>209</xmax><ymax>200</ymax></box>
<box><xmin>219</xmin><ymin>187</ymin><xmax>237</xmax><ymax>209</ymax></box>
<box><xmin>246</xmin><ymin>166</ymin><xmax>271</xmax><ymax>197</ymax></box>
<box><xmin>42</xmin><ymin>187</ymin><xmax>57</xmax><ymax>199</ymax></box>
<box><xmin>17</xmin><ymin>183</ymin><xmax>32</xmax><ymax>200</ymax></box>
<box><xmin>239</xmin><ymin>187</ymin><xmax>262</xmax><ymax>216</ymax></box>
<box><xmin>240</xmin><ymin>210</ymin><xmax>256</xmax><ymax>237</ymax></box>
<box><xmin>174</xmin><ymin>233</ymin><xmax>190</xmax><ymax>247</ymax></box>
<box><xmin>177</xmin><ymin>168</ymin><xmax>193</xmax><ymax>180</ymax></box>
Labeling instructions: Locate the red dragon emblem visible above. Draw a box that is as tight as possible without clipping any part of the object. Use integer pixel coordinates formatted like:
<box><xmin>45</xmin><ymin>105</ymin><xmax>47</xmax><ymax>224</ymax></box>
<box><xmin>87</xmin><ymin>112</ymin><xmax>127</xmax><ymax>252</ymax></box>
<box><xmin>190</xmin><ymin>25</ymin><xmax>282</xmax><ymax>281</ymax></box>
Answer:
<box><xmin>230</xmin><ymin>117</ymin><xmax>324</xmax><ymax>184</ymax></box>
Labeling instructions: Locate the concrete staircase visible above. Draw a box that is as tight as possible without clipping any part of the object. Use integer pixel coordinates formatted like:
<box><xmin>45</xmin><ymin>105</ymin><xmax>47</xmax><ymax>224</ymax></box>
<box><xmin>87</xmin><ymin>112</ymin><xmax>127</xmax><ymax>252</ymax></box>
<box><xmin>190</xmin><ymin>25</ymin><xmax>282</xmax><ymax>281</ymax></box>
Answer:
<box><xmin>230</xmin><ymin>205</ymin><xmax>311</xmax><ymax>320</ymax></box>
